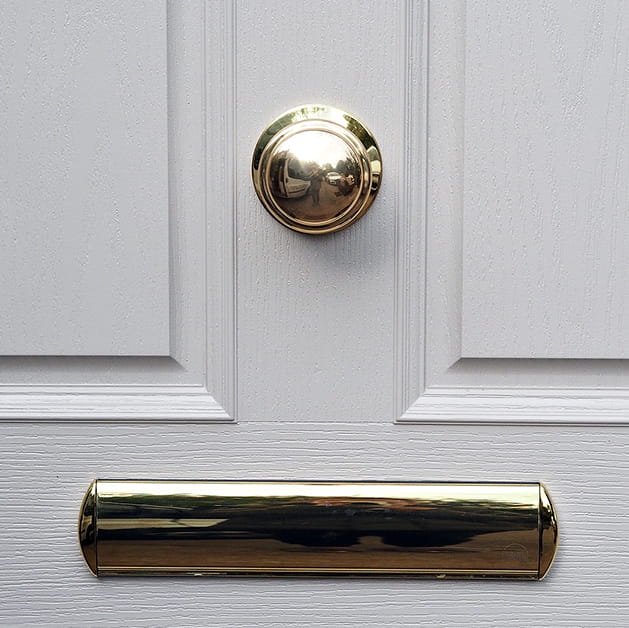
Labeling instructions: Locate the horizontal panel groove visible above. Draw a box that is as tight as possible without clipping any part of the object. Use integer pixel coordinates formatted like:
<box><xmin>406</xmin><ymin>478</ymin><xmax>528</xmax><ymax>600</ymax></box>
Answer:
<box><xmin>0</xmin><ymin>356</ymin><xmax>184</xmax><ymax>377</ymax></box>
<box><xmin>423</xmin><ymin>386</ymin><xmax>629</xmax><ymax>400</ymax></box>
<box><xmin>0</xmin><ymin>390</ymin><xmax>233</xmax><ymax>422</ymax></box>
<box><xmin>398</xmin><ymin>392</ymin><xmax>629</xmax><ymax>426</ymax></box>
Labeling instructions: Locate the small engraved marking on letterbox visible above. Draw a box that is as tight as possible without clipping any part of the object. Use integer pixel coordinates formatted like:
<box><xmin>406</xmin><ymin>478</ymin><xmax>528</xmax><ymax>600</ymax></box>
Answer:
<box><xmin>501</xmin><ymin>543</ymin><xmax>529</xmax><ymax>563</ymax></box>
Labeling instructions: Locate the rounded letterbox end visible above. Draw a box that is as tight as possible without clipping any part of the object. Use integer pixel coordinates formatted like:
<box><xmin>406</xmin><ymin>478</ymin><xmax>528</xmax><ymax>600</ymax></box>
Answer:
<box><xmin>538</xmin><ymin>483</ymin><xmax>558</xmax><ymax>580</ymax></box>
<box><xmin>79</xmin><ymin>480</ymin><xmax>98</xmax><ymax>576</ymax></box>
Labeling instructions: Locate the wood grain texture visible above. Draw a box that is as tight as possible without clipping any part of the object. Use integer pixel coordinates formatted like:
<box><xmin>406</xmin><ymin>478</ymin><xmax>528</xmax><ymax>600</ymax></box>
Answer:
<box><xmin>462</xmin><ymin>0</ymin><xmax>629</xmax><ymax>359</ymax></box>
<box><xmin>400</xmin><ymin>0</ymin><xmax>629</xmax><ymax>424</ymax></box>
<box><xmin>236</xmin><ymin>0</ymin><xmax>404</xmax><ymax>422</ymax></box>
<box><xmin>395</xmin><ymin>0</ymin><xmax>427</xmax><ymax>421</ymax></box>
<box><xmin>0</xmin><ymin>391</ymin><xmax>230</xmax><ymax>421</ymax></box>
<box><xmin>1</xmin><ymin>3</ymin><xmax>628</xmax><ymax>625</ymax></box>
<box><xmin>0</xmin><ymin>0</ymin><xmax>170</xmax><ymax>355</ymax></box>
<box><xmin>0</xmin><ymin>1</ymin><xmax>234</xmax><ymax>421</ymax></box>
<box><xmin>1</xmin><ymin>421</ymin><xmax>628</xmax><ymax>626</ymax></box>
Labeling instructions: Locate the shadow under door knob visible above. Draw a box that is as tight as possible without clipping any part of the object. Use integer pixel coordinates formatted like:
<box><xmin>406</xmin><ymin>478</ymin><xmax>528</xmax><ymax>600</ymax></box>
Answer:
<box><xmin>251</xmin><ymin>104</ymin><xmax>382</xmax><ymax>234</ymax></box>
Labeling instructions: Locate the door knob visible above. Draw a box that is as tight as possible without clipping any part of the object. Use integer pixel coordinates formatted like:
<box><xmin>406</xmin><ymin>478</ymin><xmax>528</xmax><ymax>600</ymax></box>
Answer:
<box><xmin>251</xmin><ymin>105</ymin><xmax>382</xmax><ymax>234</ymax></box>
<box><xmin>79</xmin><ymin>480</ymin><xmax>558</xmax><ymax>579</ymax></box>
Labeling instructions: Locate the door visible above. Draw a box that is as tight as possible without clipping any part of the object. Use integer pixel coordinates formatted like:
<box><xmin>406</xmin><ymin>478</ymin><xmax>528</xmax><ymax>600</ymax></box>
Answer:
<box><xmin>2</xmin><ymin>0</ymin><xmax>628</xmax><ymax>625</ymax></box>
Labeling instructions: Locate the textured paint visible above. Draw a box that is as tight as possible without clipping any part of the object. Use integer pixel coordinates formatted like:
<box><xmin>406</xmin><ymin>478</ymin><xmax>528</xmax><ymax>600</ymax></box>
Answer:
<box><xmin>0</xmin><ymin>1</ymin><xmax>170</xmax><ymax>355</ymax></box>
<box><xmin>0</xmin><ymin>1</ymin><xmax>233</xmax><ymax>420</ymax></box>
<box><xmin>1</xmin><ymin>422</ymin><xmax>628</xmax><ymax>626</ymax></box>
<box><xmin>402</xmin><ymin>0</ymin><xmax>629</xmax><ymax>423</ymax></box>
<box><xmin>462</xmin><ymin>1</ymin><xmax>629</xmax><ymax>358</ymax></box>
<box><xmin>2</xmin><ymin>0</ymin><xmax>629</xmax><ymax>626</ymax></box>
<box><xmin>236</xmin><ymin>0</ymin><xmax>402</xmax><ymax>422</ymax></box>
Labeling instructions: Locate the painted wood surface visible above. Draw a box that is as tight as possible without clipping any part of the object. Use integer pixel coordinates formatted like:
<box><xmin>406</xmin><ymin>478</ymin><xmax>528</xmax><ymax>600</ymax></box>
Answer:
<box><xmin>462</xmin><ymin>0</ymin><xmax>629</xmax><ymax>359</ymax></box>
<box><xmin>1</xmin><ymin>422</ymin><xmax>628</xmax><ymax>626</ymax></box>
<box><xmin>0</xmin><ymin>1</ymin><xmax>234</xmax><ymax>421</ymax></box>
<box><xmin>401</xmin><ymin>0</ymin><xmax>629</xmax><ymax>423</ymax></box>
<box><xmin>235</xmin><ymin>0</ymin><xmax>404</xmax><ymax>423</ymax></box>
<box><xmin>0</xmin><ymin>1</ymin><xmax>170</xmax><ymax>355</ymax></box>
<box><xmin>2</xmin><ymin>1</ymin><xmax>629</xmax><ymax>626</ymax></box>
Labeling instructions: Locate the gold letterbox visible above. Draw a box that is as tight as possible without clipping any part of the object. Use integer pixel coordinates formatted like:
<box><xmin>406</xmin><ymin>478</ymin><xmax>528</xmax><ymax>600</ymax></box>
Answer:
<box><xmin>79</xmin><ymin>481</ymin><xmax>557</xmax><ymax>579</ymax></box>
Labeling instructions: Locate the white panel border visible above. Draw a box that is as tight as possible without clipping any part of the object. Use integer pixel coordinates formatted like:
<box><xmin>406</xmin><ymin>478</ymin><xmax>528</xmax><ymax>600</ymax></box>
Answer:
<box><xmin>0</xmin><ymin>0</ymin><xmax>236</xmax><ymax>422</ymax></box>
<box><xmin>396</xmin><ymin>0</ymin><xmax>629</xmax><ymax>425</ymax></box>
<box><xmin>394</xmin><ymin>0</ymin><xmax>427</xmax><ymax>422</ymax></box>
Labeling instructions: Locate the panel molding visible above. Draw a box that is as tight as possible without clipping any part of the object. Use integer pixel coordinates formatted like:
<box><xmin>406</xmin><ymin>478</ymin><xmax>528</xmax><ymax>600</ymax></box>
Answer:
<box><xmin>401</xmin><ymin>387</ymin><xmax>629</xmax><ymax>425</ymax></box>
<box><xmin>394</xmin><ymin>0</ymin><xmax>427</xmax><ymax>422</ymax></box>
<box><xmin>0</xmin><ymin>0</ymin><xmax>236</xmax><ymax>422</ymax></box>
<box><xmin>0</xmin><ymin>388</ymin><xmax>230</xmax><ymax>422</ymax></box>
<box><xmin>396</xmin><ymin>0</ymin><xmax>629</xmax><ymax>425</ymax></box>
<box><xmin>203</xmin><ymin>0</ymin><xmax>237</xmax><ymax>421</ymax></box>
<box><xmin>394</xmin><ymin>0</ymin><xmax>428</xmax><ymax>422</ymax></box>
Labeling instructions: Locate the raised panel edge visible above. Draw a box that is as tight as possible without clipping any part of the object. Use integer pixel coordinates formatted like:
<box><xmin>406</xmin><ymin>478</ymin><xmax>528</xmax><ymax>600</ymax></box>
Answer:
<box><xmin>0</xmin><ymin>0</ymin><xmax>236</xmax><ymax>423</ymax></box>
<box><xmin>395</xmin><ymin>0</ymin><xmax>629</xmax><ymax>425</ymax></box>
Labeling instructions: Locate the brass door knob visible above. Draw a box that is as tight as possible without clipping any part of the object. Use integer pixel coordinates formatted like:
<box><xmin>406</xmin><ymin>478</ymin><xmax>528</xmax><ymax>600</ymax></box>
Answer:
<box><xmin>252</xmin><ymin>105</ymin><xmax>382</xmax><ymax>234</ymax></box>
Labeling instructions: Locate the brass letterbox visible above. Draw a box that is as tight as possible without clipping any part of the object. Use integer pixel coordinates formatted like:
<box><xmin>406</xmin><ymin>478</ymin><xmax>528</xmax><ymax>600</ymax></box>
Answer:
<box><xmin>79</xmin><ymin>481</ymin><xmax>557</xmax><ymax>579</ymax></box>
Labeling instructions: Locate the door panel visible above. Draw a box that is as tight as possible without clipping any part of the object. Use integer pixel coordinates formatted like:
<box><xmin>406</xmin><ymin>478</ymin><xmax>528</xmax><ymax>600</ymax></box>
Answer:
<box><xmin>0</xmin><ymin>1</ymin><xmax>170</xmax><ymax>356</ymax></box>
<box><xmin>236</xmin><ymin>1</ymin><xmax>403</xmax><ymax>422</ymax></box>
<box><xmin>463</xmin><ymin>1</ymin><xmax>629</xmax><ymax>360</ymax></box>
<box><xmin>2</xmin><ymin>1</ymin><xmax>629</xmax><ymax>626</ymax></box>
<box><xmin>0</xmin><ymin>0</ymin><xmax>234</xmax><ymax>420</ymax></box>
<box><xmin>2</xmin><ymin>423</ymin><xmax>628</xmax><ymax>625</ymax></box>
<box><xmin>403</xmin><ymin>0</ymin><xmax>629</xmax><ymax>424</ymax></box>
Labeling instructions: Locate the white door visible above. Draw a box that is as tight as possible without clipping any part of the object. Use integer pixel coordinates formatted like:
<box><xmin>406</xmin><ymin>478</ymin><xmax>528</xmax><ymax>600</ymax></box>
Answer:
<box><xmin>2</xmin><ymin>0</ymin><xmax>628</xmax><ymax>625</ymax></box>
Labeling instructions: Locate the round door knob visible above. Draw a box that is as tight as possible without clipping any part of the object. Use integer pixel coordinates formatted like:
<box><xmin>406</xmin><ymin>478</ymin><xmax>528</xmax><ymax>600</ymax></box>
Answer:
<box><xmin>252</xmin><ymin>105</ymin><xmax>382</xmax><ymax>234</ymax></box>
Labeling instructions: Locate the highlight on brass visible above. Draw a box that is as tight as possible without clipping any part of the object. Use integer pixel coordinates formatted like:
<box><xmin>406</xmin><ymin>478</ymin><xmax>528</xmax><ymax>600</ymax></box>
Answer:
<box><xmin>251</xmin><ymin>105</ymin><xmax>382</xmax><ymax>234</ymax></box>
<box><xmin>79</xmin><ymin>481</ymin><xmax>558</xmax><ymax>579</ymax></box>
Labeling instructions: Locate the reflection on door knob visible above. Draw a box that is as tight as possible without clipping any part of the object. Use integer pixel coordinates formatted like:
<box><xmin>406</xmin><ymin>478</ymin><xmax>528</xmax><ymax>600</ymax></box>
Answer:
<box><xmin>252</xmin><ymin>105</ymin><xmax>382</xmax><ymax>234</ymax></box>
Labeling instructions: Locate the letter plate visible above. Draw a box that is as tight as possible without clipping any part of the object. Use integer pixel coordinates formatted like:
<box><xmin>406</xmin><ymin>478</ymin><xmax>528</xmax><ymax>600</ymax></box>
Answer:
<box><xmin>79</xmin><ymin>481</ymin><xmax>558</xmax><ymax>579</ymax></box>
